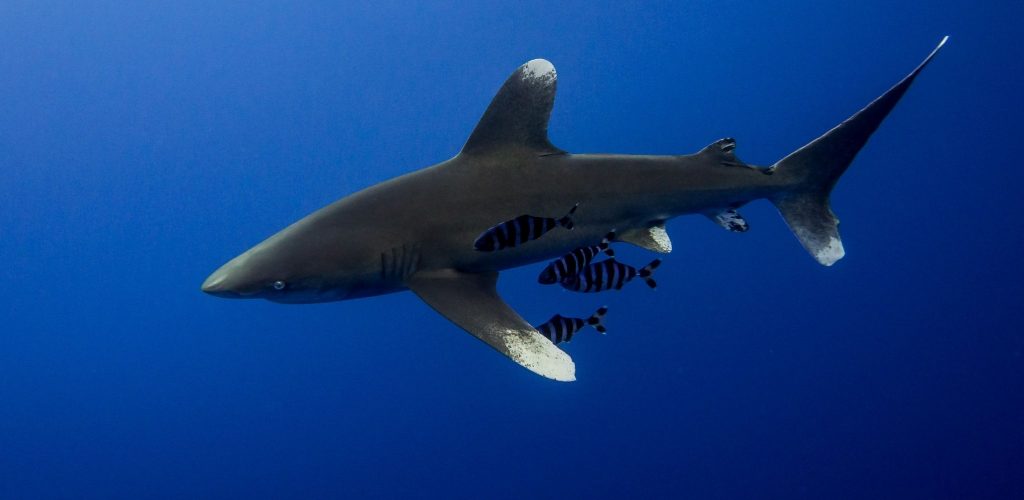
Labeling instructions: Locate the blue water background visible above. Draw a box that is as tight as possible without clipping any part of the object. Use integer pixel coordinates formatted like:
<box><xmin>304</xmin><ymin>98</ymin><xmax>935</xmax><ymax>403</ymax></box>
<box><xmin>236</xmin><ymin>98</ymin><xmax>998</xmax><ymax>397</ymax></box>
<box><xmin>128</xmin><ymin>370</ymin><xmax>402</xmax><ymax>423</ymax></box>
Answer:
<box><xmin>2</xmin><ymin>1</ymin><xmax>1021</xmax><ymax>498</ymax></box>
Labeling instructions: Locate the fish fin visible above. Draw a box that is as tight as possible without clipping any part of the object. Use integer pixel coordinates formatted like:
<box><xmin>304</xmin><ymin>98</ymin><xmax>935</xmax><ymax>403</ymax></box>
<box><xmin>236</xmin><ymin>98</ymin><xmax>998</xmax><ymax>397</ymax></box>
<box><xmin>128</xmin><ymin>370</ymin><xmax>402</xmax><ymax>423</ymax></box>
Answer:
<box><xmin>460</xmin><ymin>59</ymin><xmax>565</xmax><ymax>157</ymax></box>
<box><xmin>769</xmin><ymin>37</ymin><xmax>946</xmax><ymax>266</ymax></box>
<box><xmin>599</xmin><ymin>231</ymin><xmax>616</xmax><ymax>257</ymax></box>
<box><xmin>407</xmin><ymin>269</ymin><xmax>575</xmax><ymax>382</ymax></box>
<box><xmin>558</xmin><ymin>203</ymin><xmax>579</xmax><ymax>229</ymax></box>
<box><xmin>638</xmin><ymin>259</ymin><xmax>661</xmax><ymax>289</ymax></box>
<box><xmin>699</xmin><ymin>137</ymin><xmax>743</xmax><ymax>167</ymax></box>
<box><xmin>772</xmin><ymin>195</ymin><xmax>844</xmax><ymax>266</ymax></box>
<box><xmin>706</xmin><ymin>209</ymin><xmax>750</xmax><ymax>232</ymax></box>
<box><xmin>699</xmin><ymin>138</ymin><xmax>772</xmax><ymax>173</ymax></box>
<box><xmin>587</xmin><ymin>306</ymin><xmax>609</xmax><ymax>334</ymax></box>
<box><xmin>618</xmin><ymin>224</ymin><xmax>672</xmax><ymax>253</ymax></box>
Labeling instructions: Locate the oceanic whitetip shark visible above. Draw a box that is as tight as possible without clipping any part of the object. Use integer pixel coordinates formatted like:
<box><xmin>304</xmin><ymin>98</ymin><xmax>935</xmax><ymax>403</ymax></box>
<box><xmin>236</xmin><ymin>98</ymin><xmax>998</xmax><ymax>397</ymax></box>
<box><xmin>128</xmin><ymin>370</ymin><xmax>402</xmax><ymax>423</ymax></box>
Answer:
<box><xmin>202</xmin><ymin>38</ymin><xmax>947</xmax><ymax>381</ymax></box>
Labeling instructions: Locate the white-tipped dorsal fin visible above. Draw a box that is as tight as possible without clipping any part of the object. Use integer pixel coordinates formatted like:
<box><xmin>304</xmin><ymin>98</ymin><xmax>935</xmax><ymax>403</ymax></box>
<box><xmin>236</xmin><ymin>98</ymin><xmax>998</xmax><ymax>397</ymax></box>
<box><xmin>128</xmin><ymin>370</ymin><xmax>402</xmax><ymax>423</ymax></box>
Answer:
<box><xmin>618</xmin><ymin>224</ymin><xmax>673</xmax><ymax>253</ymax></box>
<box><xmin>461</xmin><ymin>59</ymin><xmax>565</xmax><ymax>157</ymax></box>
<box><xmin>407</xmin><ymin>269</ymin><xmax>575</xmax><ymax>382</ymax></box>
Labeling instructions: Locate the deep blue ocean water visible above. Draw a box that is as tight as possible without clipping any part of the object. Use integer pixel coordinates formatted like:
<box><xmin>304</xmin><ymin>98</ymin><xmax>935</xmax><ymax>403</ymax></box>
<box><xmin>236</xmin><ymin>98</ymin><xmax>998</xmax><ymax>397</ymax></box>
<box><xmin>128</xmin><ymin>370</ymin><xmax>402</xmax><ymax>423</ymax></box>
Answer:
<box><xmin>2</xmin><ymin>1</ymin><xmax>1022</xmax><ymax>498</ymax></box>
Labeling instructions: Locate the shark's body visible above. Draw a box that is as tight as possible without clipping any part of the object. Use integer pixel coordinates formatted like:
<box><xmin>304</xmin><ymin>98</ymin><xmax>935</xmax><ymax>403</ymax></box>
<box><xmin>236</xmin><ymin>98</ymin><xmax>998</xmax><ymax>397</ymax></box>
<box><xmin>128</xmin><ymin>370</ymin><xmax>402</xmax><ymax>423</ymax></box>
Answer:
<box><xmin>203</xmin><ymin>38</ymin><xmax>947</xmax><ymax>381</ymax></box>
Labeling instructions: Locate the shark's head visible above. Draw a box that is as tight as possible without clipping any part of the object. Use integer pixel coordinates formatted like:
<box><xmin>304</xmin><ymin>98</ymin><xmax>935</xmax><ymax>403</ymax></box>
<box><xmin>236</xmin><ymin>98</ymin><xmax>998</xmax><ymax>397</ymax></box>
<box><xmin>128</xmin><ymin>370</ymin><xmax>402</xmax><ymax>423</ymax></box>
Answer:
<box><xmin>201</xmin><ymin>249</ymin><xmax>329</xmax><ymax>304</ymax></box>
<box><xmin>201</xmin><ymin>218</ymin><xmax>366</xmax><ymax>304</ymax></box>
<box><xmin>201</xmin><ymin>248</ymin><xmax>298</xmax><ymax>302</ymax></box>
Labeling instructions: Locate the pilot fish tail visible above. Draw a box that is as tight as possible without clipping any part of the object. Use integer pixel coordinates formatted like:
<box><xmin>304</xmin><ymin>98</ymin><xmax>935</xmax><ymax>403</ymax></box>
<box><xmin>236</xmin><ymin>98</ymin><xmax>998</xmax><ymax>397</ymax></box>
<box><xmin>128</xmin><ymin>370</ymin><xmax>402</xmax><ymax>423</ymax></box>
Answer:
<box><xmin>536</xmin><ymin>306</ymin><xmax>609</xmax><ymax>345</ymax></box>
<box><xmin>557</xmin><ymin>203</ymin><xmax>578</xmax><ymax>230</ymax></box>
<box><xmin>473</xmin><ymin>203</ymin><xmax>579</xmax><ymax>252</ymax></box>
<box><xmin>537</xmin><ymin>230</ymin><xmax>616</xmax><ymax>284</ymax></box>
<box><xmin>638</xmin><ymin>259</ymin><xmax>661</xmax><ymax>289</ymax></box>
<box><xmin>586</xmin><ymin>305</ymin><xmax>609</xmax><ymax>334</ymax></box>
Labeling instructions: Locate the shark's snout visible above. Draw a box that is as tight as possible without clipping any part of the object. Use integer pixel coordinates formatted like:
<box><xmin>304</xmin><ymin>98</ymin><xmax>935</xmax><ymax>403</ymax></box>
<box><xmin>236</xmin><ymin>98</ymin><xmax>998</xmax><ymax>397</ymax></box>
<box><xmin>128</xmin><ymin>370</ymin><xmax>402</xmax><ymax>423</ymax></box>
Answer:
<box><xmin>201</xmin><ymin>267</ymin><xmax>237</xmax><ymax>297</ymax></box>
<box><xmin>201</xmin><ymin>256</ymin><xmax>257</xmax><ymax>298</ymax></box>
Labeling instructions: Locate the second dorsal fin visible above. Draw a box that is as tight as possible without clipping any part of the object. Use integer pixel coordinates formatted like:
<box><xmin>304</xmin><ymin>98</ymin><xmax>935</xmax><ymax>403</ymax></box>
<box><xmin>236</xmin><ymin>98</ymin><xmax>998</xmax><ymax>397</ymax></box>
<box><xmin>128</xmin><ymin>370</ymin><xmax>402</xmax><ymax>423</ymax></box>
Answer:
<box><xmin>461</xmin><ymin>59</ymin><xmax>565</xmax><ymax>157</ymax></box>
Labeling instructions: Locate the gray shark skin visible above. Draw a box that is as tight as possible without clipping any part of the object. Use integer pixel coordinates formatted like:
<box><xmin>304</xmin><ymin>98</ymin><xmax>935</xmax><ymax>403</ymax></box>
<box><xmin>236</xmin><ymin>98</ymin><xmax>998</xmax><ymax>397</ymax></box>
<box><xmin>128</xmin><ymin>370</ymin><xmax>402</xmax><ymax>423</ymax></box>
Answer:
<box><xmin>202</xmin><ymin>38</ymin><xmax>947</xmax><ymax>382</ymax></box>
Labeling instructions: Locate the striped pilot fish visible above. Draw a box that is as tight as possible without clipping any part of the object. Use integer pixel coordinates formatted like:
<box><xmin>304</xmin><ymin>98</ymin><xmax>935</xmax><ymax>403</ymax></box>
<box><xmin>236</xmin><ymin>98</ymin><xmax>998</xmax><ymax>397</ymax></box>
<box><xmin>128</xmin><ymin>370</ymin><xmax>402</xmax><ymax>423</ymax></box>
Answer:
<box><xmin>537</xmin><ymin>231</ymin><xmax>616</xmax><ymax>284</ymax></box>
<box><xmin>535</xmin><ymin>306</ymin><xmax>609</xmax><ymax>345</ymax></box>
<box><xmin>560</xmin><ymin>258</ymin><xmax>661</xmax><ymax>293</ymax></box>
<box><xmin>473</xmin><ymin>203</ymin><xmax>578</xmax><ymax>252</ymax></box>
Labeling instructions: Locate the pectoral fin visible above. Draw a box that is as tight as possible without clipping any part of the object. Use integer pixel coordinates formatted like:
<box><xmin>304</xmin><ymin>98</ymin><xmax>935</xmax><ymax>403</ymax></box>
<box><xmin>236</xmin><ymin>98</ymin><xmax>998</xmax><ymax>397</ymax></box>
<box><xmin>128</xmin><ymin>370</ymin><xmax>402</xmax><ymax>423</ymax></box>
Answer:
<box><xmin>407</xmin><ymin>269</ymin><xmax>576</xmax><ymax>382</ymax></box>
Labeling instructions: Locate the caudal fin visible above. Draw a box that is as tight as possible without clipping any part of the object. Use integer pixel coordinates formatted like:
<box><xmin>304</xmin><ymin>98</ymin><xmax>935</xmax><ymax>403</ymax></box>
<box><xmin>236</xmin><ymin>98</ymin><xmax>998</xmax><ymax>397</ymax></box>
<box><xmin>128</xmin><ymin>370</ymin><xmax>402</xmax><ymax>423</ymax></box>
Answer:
<box><xmin>769</xmin><ymin>37</ymin><xmax>947</xmax><ymax>266</ymax></box>
<box><xmin>638</xmin><ymin>259</ymin><xmax>661</xmax><ymax>289</ymax></box>
<box><xmin>600</xmin><ymin>231</ymin><xmax>616</xmax><ymax>257</ymax></box>
<box><xmin>587</xmin><ymin>306</ymin><xmax>609</xmax><ymax>334</ymax></box>
<box><xmin>558</xmin><ymin>203</ymin><xmax>579</xmax><ymax>230</ymax></box>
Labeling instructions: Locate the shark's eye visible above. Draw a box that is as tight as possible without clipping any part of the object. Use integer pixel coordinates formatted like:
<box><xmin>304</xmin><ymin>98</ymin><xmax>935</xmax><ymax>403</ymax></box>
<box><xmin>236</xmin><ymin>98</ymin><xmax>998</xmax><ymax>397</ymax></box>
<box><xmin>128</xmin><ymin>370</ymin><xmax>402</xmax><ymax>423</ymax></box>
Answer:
<box><xmin>273</xmin><ymin>280</ymin><xmax>286</xmax><ymax>290</ymax></box>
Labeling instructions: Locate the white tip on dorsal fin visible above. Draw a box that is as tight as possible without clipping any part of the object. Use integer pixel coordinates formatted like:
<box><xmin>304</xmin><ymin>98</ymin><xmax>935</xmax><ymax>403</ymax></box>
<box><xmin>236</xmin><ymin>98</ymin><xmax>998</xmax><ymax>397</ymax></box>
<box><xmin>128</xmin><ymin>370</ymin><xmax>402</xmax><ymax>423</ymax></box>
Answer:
<box><xmin>460</xmin><ymin>59</ymin><xmax>565</xmax><ymax>157</ymax></box>
<box><xmin>617</xmin><ymin>224</ymin><xmax>672</xmax><ymax>253</ymax></box>
<box><xmin>523</xmin><ymin>59</ymin><xmax>555</xmax><ymax>78</ymax></box>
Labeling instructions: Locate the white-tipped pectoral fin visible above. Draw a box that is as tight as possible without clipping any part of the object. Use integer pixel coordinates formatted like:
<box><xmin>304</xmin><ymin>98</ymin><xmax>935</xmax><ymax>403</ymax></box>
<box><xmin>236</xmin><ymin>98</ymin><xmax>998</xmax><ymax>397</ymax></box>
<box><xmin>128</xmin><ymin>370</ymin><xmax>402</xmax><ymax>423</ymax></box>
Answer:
<box><xmin>407</xmin><ymin>269</ymin><xmax>575</xmax><ymax>382</ymax></box>
<box><xmin>501</xmin><ymin>327</ymin><xmax>576</xmax><ymax>381</ymax></box>
<box><xmin>814</xmin><ymin>236</ymin><xmax>846</xmax><ymax>266</ymax></box>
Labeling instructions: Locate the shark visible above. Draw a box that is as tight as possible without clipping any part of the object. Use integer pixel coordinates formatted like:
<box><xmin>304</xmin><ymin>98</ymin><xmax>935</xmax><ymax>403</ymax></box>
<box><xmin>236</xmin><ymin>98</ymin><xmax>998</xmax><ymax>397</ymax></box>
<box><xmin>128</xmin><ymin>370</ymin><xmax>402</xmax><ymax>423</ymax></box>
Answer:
<box><xmin>202</xmin><ymin>37</ymin><xmax>947</xmax><ymax>382</ymax></box>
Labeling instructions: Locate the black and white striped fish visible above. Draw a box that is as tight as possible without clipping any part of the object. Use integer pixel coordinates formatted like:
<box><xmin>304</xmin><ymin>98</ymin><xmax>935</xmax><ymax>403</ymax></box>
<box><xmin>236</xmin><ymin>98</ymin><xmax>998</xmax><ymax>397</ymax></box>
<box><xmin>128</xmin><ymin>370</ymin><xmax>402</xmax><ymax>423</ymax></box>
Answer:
<box><xmin>537</xmin><ymin>231</ymin><xmax>616</xmax><ymax>284</ymax></box>
<box><xmin>473</xmin><ymin>203</ymin><xmax>578</xmax><ymax>252</ymax></box>
<box><xmin>535</xmin><ymin>306</ymin><xmax>608</xmax><ymax>345</ymax></box>
<box><xmin>560</xmin><ymin>258</ymin><xmax>661</xmax><ymax>293</ymax></box>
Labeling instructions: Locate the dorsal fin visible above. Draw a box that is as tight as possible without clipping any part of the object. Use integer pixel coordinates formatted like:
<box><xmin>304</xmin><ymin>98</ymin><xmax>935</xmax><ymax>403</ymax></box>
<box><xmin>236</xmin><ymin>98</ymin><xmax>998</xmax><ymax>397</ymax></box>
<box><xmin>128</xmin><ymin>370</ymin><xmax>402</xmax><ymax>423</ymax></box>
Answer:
<box><xmin>461</xmin><ymin>59</ymin><xmax>565</xmax><ymax>157</ymax></box>
<box><xmin>699</xmin><ymin>138</ymin><xmax>747</xmax><ymax>168</ymax></box>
